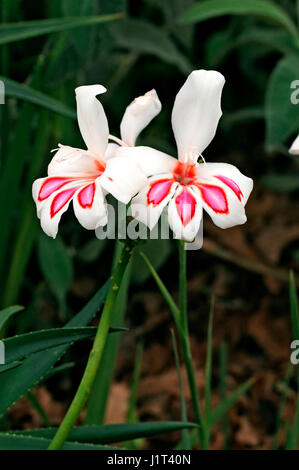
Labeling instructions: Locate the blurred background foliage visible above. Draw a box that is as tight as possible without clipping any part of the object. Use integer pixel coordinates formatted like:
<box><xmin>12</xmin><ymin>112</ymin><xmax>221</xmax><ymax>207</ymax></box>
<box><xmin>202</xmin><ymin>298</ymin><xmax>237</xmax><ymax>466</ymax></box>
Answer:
<box><xmin>0</xmin><ymin>0</ymin><xmax>299</xmax><ymax>449</ymax></box>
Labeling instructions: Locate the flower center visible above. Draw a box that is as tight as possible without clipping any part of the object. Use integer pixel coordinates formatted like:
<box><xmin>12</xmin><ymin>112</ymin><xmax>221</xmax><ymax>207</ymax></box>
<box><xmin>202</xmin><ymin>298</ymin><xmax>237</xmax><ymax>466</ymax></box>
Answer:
<box><xmin>173</xmin><ymin>162</ymin><xmax>196</xmax><ymax>186</ymax></box>
<box><xmin>95</xmin><ymin>159</ymin><xmax>106</xmax><ymax>175</ymax></box>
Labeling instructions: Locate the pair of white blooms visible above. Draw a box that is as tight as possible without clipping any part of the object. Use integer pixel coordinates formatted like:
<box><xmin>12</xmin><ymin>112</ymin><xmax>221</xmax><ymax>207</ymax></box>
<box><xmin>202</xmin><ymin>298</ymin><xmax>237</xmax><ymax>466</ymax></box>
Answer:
<box><xmin>33</xmin><ymin>69</ymin><xmax>254</xmax><ymax>242</ymax></box>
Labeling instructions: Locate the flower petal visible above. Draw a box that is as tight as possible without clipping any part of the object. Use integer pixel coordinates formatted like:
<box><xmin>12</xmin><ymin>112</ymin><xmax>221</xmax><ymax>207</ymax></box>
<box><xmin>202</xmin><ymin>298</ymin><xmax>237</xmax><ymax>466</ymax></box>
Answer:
<box><xmin>33</xmin><ymin>177</ymin><xmax>106</xmax><ymax>237</ymax></box>
<box><xmin>34</xmin><ymin>176</ymin><xmax>73</xmax><ymax>202</ymax></box>
<box><xmin>197</xmin><ymin>184</ymin><xmax>228</xmax><ymax>214</ymax></box>
<box><xmin>114</xmin><ymin>146</ymin><xmax>177</xmax><ymax>177</ymax></box>
<box><xmin>105</xmin><ymin>142</ymin><xmax>119</xmax><ymax>160</ymax></box>
<box><xmin>120</xmin><ymin>89</ymin><xmax>162</xmax><ymax>146</ymax></box>
<box><xmin>75</xmin><ymin>85</ymin><xmax>109</xmax><ymax>158</ymax></box>
<box><xmin>130</xmin><ymin>174</ymin><xmax>177</xmax><ymax>230</ymax></box>
<box><xmin>195</xmin><ymin>162</ymin><xmax>253</xmax><ymax>205</ymax></box>
<box><xmin>73</xmin><ymin>180</ymin><xmax>107</xmax><ymax>230</ymax></box>
<box><xmin>99</xmin><ymin>156</ymin><xmax>147</xmax><ymax>204</ymax></box>
<box><xmin>171</xmin><ymin>70</ymin><xmax>225</xmax><ymax>160</ymax></box>
<box><xmin>194</xmin><ymin>180</ymin><xmax>248</xmax><ymax>230</ymax></box>
<box><xmin>289</xmin><ymin>134</ymin><xmax>299</xmax><ymax>155</ymax></box>
<box><xmin>48</xmin><ymin>144</ymin><xmax>104</xmax><ymax>177</ymax></box>
<box><xmin>35</xmin><ymin>183</ymin><xmax>80</xmax><ymax>238</ymax></box>
<box><xmin>33</xmin><ymin>177</ymin><xmax>75</xmax><ymax>219</ymax></box>
<box><xmin>168</xmin><ymin>185</ymin><xmax>202</xmax><ymax>241</ymax></box>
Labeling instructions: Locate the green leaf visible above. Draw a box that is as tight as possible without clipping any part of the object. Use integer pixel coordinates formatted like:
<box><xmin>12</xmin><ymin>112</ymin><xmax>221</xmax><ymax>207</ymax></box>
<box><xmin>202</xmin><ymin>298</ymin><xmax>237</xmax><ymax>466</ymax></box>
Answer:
<box><xmin>2</xmin><ymin>327</ymin><xmax>99</xmax><ymax>364</ymax></box>
<box><xmin>1</xmin><ymin>326</ymin><xmax>126</xmax><ymax>368</ymax></box>
<box><xmin>1</xmin><ymin>111</ymin><xmax>50</xmax><ymax>309</ymax></box>
<box><xmin>132</xmin><ymin>238</ymin><xmax>172</xmax><ymax>284</ymax></box>
<box><xmin>0</xmin><ymin>362</ymin><xmax>22</xmax><ymax>373</ymax></box>
<box><xmin>37</xmin><ymin>234</ymin><xmax>73</xmax><ymax>305</ymax></box>
<box><xmin>265</xmin><ymin>55</ymin><xmax>299</xmax><ymax>151</ymax></box>
<box><xmin>0</xmin><ymin>306</ymin><xmax>24</xmax><ymax>337</ymax></box>
<box><xmin>0</xmin><ymin>14</ymin><xmax>124</xmax><ymax>45</ymax></box>
<box><xmin>9</xmin><ymin>421</ymin><xmax>199</xmax><ymax>444</ymax></box>
<box><xmin>0</xmin><ymin>281</ymin><xmax>109</xmax><ymax>416</ymax></box>
<box><xmin>160</xmin><ymin>0</ymin><xmax>196</xmax><ymax>49</ymax></box>
<box><xmin>77</xmin><ymin>238</ymin><xmax>107</xmax><ymax>263</ymax></box>
<box><xmin>210</xmin><ymin>379</ymin><xmax>252</xmax><ymax>426</ymax></box>
<box><xmin>62</xmin><ymin>0</ymin><xmax>98</xmax><ymax>57</ymax></box>
<box><xmin>179</xmin><ymin>0</ymin><xmax>298</xmax><ymax>40</ymax></box>
<box><xmin>43</xmin><ymin>362</ymin><xmax>75</xmax><ymax>380</ymax></box>
<box><xmin>272</xmin><ymin>363</ymin><xmax>293</xmax><ymax>449</ymax></box>
<box><xmin>171</xmin><ymin>331</ymin><xmax>191</xmax><ymax>450</ymax></box>
<box><xmin>222</xmin><ymin>106</ymin><xmax>264</xmax><ymax>130</ymax></box>
<box><xmin>1</xmin><ymin>76</ymin><xmax>76</xmax><ymax>118</ymax></box>
<box><xmin>112</xmin><ymin>19</ymin><xmax>192</xmax><ymax>74</ymax></box>
<box><xmin>237</xmin><ymin>27</ymin><xmax>299</xmax><ymax>55</ymax></box>
<box><xmin>0</xmin><ymin>433</ymin><xmax>119</xmax><ymax>450</ymax></box>
<box><xmin>139</xmin><ymin>251</ymin><xmax>181</xmax><ymax>333</ymax></box>
<box><xmin>206</xmin><ymin>26</ymin><xmax>298</xmax><ymax>68</ymax></box>
<box><xmin>261</xmin><ymin>174</ymin><xmax>299</xmax><ymax>192</ymax></box>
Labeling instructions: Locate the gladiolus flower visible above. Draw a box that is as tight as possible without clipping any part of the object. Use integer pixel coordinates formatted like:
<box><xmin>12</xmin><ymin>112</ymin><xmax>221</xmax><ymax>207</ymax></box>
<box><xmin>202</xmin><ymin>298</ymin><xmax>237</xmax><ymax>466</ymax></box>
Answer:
<box><xmin>32</xmin><ymin>85</ymin><xmax>146</xmax><ymax>238</ymax></box>
<box><xmin>106</xmin><ymin>89</ymin><xmax>161</xmax><ymax>156</ymax></box>
<box><xmin>114</xmin><ymin>70</ymin><xmax>253</xmax><ymax>241</ymax></box>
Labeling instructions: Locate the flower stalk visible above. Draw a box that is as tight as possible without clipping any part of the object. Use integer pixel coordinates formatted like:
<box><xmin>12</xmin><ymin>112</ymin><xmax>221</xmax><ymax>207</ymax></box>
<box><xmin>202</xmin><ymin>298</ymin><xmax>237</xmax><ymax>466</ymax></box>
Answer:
<box><xmin>48</xmin><ymin>240</ymin><xmax>134</xmax><ymax>450</ymax></box>
<box><xmin>177</xmin><ymin>241</ymin><xmax>207</xmax><ymax>449</ymax></box>
<box><xmin>140</xmin><ymin>247</ymin><xmax>207</xmax><ymax>448</ymax></box>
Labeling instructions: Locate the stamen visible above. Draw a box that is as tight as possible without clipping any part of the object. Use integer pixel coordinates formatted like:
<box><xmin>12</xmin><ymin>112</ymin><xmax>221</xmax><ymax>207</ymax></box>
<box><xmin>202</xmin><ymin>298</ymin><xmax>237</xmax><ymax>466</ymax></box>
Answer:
<box><xmin>109</xmin><ymin>134</ymin><xmax>128</xmax><ymax>147</ymax></box>
<box><xmin>198</xmin><ymin>153</ymin><xmax>206</xmax><ymax>165</ymax></box>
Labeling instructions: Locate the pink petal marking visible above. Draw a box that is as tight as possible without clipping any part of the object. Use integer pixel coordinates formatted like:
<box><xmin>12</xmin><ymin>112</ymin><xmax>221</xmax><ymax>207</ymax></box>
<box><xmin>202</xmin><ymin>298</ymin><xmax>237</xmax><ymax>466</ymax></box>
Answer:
<box><xmin>175</xmin><ymin>187</ymin><xmax>196</xmax><ymax>227</ymax></box>
<box><xmin>215</xmin><ymin>175</ymin><xmax>243</xmax><ymax>201</ymax></box>
<box><xmin>147</xmin><ymin>179</ymin><xmax>173</xmax><ymax>206</ymax></box>
<box><xmin>198</xmin><ymin>184</ymin><xmax>228</xmax><ymax>214</ymax></box>
<box><xmin>77</xmin><ymin>183</ymin><xmax>96</xmax><ymax>209</ymax></box>
<box><xmin>50</xmin><ymin>187</ymin><xmax>78</xmax><ymax>218</ymax></box>
<box><xmin>38</xmin><ymin>177</ymin><xmax>73</xmax><ymax>201</ymax></box>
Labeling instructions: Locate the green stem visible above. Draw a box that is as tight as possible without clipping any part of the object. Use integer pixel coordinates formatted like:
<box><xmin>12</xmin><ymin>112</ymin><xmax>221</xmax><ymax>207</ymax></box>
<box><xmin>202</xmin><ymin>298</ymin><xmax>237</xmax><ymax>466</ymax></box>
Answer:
<box><xmin>84</xmin><ymin>240</ymin><xmax>130</xmax><ymax>425</ymax></box>
<box><xmin>178</xmin><ymin>241</ymin><xmax>207</xmax><ymax>449</ymax></box>
<box><xmin>171</xmin><ymin>329</ymin><xmax>191</xmax><ymax>450</ymax></box>
<box><xmin>140</xmin><ymin>249</ymin><xmax>206</xmax><ymax>448</ymax></box>
<box><xmin>179</xmin><ymin>323</ymin><xmax>207</xmax><ymax>448</ymax></box>
<box><xmin>48</xmin><ymin>241</ymin><xmax>134</xmax><ymax>450</ymax></box>
<box><xmin>178</xmin><ymin>240</ymin><xmax>188</xmax><ymax>332</ymax></box>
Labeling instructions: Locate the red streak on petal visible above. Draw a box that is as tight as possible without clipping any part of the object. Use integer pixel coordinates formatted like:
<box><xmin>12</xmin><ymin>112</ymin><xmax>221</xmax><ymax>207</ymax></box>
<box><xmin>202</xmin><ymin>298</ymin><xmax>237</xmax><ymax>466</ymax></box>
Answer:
<box><xmin>147</xmin><ymin>179</ymin><xmax>173</xmax><ymax>206</ymax></box>
<box><xmin>175</xmin><ymin>187</ymin><xmax>196</xmax><ymax>227</ymax></box>
<box><xmin>50</xmin><ymin>187</ymin><xmax>78</xmax><ymax>218</ymax></box>
<box><xmin>78</xmin><ymin>183</ymin><xmax>95</xmax><ymax>209</ymax></box>
<box><xmin>198</xmin><ymin>184</ymin><xmax>228</xmax><ymax>214</ymax></box>
<box><xmin>215</xmin><ymin>175</ymin><xmax>243</xmax><ymax>201</ymax></box>
<box><xmin>38</xmin><ymin>177</ymin><xmax>73</xmax><ymax>201</ymax></box>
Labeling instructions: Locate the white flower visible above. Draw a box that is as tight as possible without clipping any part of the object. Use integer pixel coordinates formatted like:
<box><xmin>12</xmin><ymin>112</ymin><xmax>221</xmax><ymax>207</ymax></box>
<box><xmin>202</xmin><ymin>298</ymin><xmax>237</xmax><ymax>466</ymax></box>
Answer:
<box><xmin>114</xmin><ymin>70</ymin><xmax>254</xmax><ymax>242</ymax></box>
<box><xmin>32</xmin><ymin>85</ymin><xmax>147</xmax><ymax>238</ymax></box>
<box><xmin>106</xmin><ymin>89</ymin><xmax>162</xmax><ymax>158</ymax></box>
<box><xmin>289</xmin><ymin>134</ymin><xmax>299</xmax><ymax>155</ymax></box>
